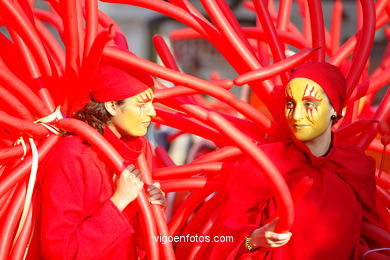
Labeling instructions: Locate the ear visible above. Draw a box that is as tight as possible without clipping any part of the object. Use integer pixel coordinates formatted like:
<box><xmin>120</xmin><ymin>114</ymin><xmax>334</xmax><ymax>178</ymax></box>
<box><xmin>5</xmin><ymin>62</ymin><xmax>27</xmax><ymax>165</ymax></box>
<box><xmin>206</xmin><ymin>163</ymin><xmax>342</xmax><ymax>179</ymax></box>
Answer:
<box><xmin>104</xmin><ymin>101</ymin><xmax>118</xmax><ymax>117</ymax></box>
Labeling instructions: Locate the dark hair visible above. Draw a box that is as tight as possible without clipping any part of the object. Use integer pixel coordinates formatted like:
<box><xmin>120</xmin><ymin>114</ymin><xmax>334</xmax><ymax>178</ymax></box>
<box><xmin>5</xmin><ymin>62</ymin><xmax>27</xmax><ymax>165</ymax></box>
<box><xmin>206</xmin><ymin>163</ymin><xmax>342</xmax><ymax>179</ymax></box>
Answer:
<box><xmin>73</xmin><ymin>98</ymin><xmax>124</xmax><ymax>135</ymax></box>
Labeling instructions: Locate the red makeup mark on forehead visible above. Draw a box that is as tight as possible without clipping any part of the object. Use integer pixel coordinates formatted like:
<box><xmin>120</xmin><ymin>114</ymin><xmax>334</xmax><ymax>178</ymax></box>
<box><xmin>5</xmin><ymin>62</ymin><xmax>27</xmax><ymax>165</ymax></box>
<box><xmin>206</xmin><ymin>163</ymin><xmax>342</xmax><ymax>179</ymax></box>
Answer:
<box><xmin>302</xmin><ymin>84</ymin><xmax>322</xmax><ymax>102</ymax></box>
<box><xmin>136</xmin><ymin>90</ymin><xmax>153</xmax><ymax>103</ymax></box>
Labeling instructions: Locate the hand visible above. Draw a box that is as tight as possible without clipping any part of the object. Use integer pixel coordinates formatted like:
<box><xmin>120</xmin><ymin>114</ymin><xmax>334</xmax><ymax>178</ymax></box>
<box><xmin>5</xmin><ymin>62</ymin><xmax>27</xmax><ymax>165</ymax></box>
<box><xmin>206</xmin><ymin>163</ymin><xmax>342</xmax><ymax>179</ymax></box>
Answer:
<box><xmin>110</xmin><ymin>164</ymin><xmax>144</xmax><ymax>211</ymax></box>
<box><xmin>147</xmin><ymin>182</ymin><xmax>167</xmax><ymax>208</ymax></box>
<box><xmin>248</xmin><ymin>218</ymin><xmax>292</xmax><ymax>249</ymax></box>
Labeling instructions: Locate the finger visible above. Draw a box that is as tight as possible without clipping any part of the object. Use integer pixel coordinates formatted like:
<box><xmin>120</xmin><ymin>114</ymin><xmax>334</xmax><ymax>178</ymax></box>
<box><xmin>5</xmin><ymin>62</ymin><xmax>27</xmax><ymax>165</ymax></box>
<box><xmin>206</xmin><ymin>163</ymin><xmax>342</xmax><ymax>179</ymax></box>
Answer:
<box><xmin>112</xmin><ymin>174</ymin><xmax>117</xmax><ymax>183</ymax></box>
<box><xmin>147</xmin><ymin>185</ymin><xmax>162</xmax><ymax>193</ymax></box>
<box><xmin>131</xmin><ymin>170</ymin><xmax>141</xmax><ymax>180</ymax></box>
<box><xmin>148</xmin><ymin>189</ymin><xmax>161</xmax><ymax>197</ymax></box>
<box><xmin>268</xmin><ymin>241</ymin><xmax>289</xmax><ymax>248</ymax></box>
<box><xmin>150</xmin><ymin>200</ymin><xmax>163</xmax><ymax>205</ymax></box>
<box><xmin>121</xmin><ymin>169</ymin><xmax>131</xmax><ymax>178</ymax></box>
<box><xmin>148</xmin><ymin>183</ymin><xmax>165</xmax><ymax>196</ymax></box>
<box><xmin>147</xmin><ymin>183</ymin><xmax>159</xmax><ymax>191</ymax></box>
<box><xmin>149</xmin><ymin>193</ymin><xmax>163</xmax><ymax>200</ymax></box>
<box><xmin>265</xmin><ymin>217</ymin><xmax>280</xmax><ymax>232</ymax></box>
<box><xmin>150</xmin><ymin>200</ymin><xmax>166</xmax><ymax>207</ymax></box>
<box><xmin>265</xmin><ymin>237</ymin><xmax>290</xmax><ymax>248</ymax></box>
<box><xmin>266</xmin><ymin>231</ymin><xmax>292</xmax><ymax>241</ymax></box>
<box><xmin>126</xmin><ymin>164</ymin><xmax>136</xmax><ymax>171</ymax></box>
<box><xmin>267</xmin><ymin>236</ymin><xmax>291</xmax><ymax>244</ymax></box>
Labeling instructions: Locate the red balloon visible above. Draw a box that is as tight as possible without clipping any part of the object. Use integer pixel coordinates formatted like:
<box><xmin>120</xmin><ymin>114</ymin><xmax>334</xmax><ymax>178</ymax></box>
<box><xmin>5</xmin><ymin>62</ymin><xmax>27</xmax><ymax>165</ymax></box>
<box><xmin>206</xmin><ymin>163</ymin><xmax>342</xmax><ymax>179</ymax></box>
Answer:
<box><xmin>0</xmin><ymin>135</ymin><xmax>59</xmax><ymax>199</ymax></box>
<box><xmin>153</xmin><ymin>105</ymin><xmax>228</xmax><ymax>145</ymax></box>
<box><xmin>0</xmin><ymin>111</ymin><xmax>49</xmax><ymax>138</ymax></box>
<box><xmin>277</xmin><ymin>0</ymin><xmax>292</xmax><ymax>31</ymax></box>
<box><xmin>0</xmin><ymin>87</ymin><xmax>33</xmax><ymax>121</ymax></box>
<box><xmin>138</xmin><ymin>154</ymin><xmax>175</xmax><ymax>260</ymax></box>
<box><xmin>234</xmin><ymin>48</ymin><xmax>317</xmax><ymax>85</ymax></box>
<box><xmin>0</xmin><ymin>0</ymin><xmax>52</xmax><ymax>76</ymax></box>
<box><xmin>361</xmin><ymin>221</ymin><xmax>390</xmax><ymax>246</ymax></box>
<box><xmin>306</xmin><ymin>0</ymin><xmax>326</xmax><ymax>62</ymax></box>
<box><xmin>34</xmin><ymin>19</ymin><xmax>65</xmax><ymax>74</ymax></box>
<box><xmin>154</xmin><ymin>146</ymin><xmax>176</xmax><ymax>167</ymax></box>
<box><xmin>168</xmin><ymin>190</ymin><xmax>214</xmax><ymax>236</ymax></box>
<box><xmin>0</xmin><ymin>181</ymin><xmax>26</xmax><ymax>260</ymax></box>
<box><xmin>175</xmin><ymin>193</ymin><xmax>223</xmax><ymax>260</ymax></box>
<box><xmin>9</xmin><ymin>204</ymin><xmax>33</xmax><ymax>260</ymax></box>
<box><xmin>0</xmin><ymin>64</ymin><xmax>50</xmax><ymax>118</ymax></box>
<box><xmin>207</xmin><ymin>111</ymin><xmax>294</xmax><ymax>232</ymax></box>
<box><xmin>84</xmin><ymin>0</ymin><xmax>99</xmax><ymax>58</ymax></box>
<box><xmin>377</xmin><ymin>121</ymin><xmax>390</xmax><ymax>136</ymax></box>
<box><xmin>153</xmin><ymin>34</ymin><xmax>180</xmax><ymax>71</ymax></box>
<box><xmin>252</xmin><ymin>0</ymin><xmax>288</xmax><ymax>84</ymax></box>
<box><xmin>380</xmin><ymin>135</ymin><xmax>390</xmax><ymax>146</ymax></box>
<box><xmin>153</xmin><ymin>162</ymin><xmax>225</xmax><ymax>180</ymax></box>
<box><xmin>330</xmin><ymin>0</ymin><xmax>343</xmax><ymax>54</ymax></box>
<box><xmin>103</xmin><ymin>47</ymin><xmax>273</xmax><ymax>131</ymax></box>
<box><xmin>0</xmin><ymin>144</ymin><xmax>30</xmax><ymax>164</ymax></box>
<box><xmin>160</xmin><ymin>177</ymin><xmax>223</xmax><ymax>193</ymax></box>
<box><xmin>191</xmin><ymin>146</ymin><xmax>242</xmax><ymax>164</ymax></box>
<box><xmin>345</xmin><ymin>0</ymin><xmax>376</xmax><ymax>98</ymax></box>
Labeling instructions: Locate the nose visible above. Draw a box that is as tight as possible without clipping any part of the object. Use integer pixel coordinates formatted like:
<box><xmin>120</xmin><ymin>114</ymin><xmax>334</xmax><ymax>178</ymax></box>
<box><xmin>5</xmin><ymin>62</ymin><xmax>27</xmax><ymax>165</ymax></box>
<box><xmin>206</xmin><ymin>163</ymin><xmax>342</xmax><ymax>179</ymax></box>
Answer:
<box><xmin>292</xmin><ymin>103</ymin><xmax>305</xmax><ymax>121</ymax></box>
<box><xmin>146</xmin><ymin>102</ymin><xmax>157</xmax><ymax>118</ymax></box>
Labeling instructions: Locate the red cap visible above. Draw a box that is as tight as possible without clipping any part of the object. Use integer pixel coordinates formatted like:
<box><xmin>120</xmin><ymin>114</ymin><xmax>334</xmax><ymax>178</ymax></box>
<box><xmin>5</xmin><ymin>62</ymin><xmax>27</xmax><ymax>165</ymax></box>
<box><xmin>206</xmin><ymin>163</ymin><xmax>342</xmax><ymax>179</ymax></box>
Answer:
<box><xmin>91</xmin><ymin>64</ymin><xmax>153</xmax><ymax>102</ymax></box>
<box><xmin>289</xmin><ymin>62</ymin><xmax>346</xmax><ymax>115</ymax></box>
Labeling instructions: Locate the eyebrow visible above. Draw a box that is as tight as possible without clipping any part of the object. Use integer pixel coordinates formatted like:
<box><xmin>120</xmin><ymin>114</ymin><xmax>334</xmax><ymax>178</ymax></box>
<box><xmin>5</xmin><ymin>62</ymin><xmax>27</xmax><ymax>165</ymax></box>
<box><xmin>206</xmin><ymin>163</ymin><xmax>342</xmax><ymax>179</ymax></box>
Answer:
<box><xmin>285</xmin><ymin>96</ymin><xmax>295</xmax><ymax>102</ymax></box>
<box><xmin>302</xmin><ymin>96</ymin><xmax>322</xmax><ymax>102</ymax></box>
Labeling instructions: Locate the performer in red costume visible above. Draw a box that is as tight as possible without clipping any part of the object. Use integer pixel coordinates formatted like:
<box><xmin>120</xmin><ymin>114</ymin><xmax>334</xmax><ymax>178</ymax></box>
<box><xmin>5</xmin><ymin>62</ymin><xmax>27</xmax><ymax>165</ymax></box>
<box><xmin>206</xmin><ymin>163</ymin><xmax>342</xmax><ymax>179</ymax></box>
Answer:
<box><xmin>27</xmin><ymin>64</ymin><xmax>165</xmax><ymax>260</ymax></box>
<box><xmin>199</xmin><ymin>62</ymin><xmax>385</xmax><ymax>259</ymax></box>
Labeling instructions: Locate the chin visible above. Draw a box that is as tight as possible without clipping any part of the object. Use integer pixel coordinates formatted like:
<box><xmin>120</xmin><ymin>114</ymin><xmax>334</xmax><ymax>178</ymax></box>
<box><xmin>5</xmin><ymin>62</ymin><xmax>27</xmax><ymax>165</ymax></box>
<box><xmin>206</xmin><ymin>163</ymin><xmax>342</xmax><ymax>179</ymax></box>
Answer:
<box><xmin>295</xmin><ymin>130</ymin><xmax>327</xmax><ymax>142</ymax></box>
<box><xmin>121</xmin><ymin>130</ymin><xmax>147</xmax><ymax>138</ymax></box>
<box><xmin>295</xmin><ymin>136</ymin><xmax>312</xmax><ymax>142</ymax></box>
<box><xmin>292</xmin><ymin>131</ymin><xmax>316</xmax><ymax>141</ymax></box>
<box><xmin>134</xmin><ymin>130</ymin><xmax>148</xmax><ymax>137</ymax></box>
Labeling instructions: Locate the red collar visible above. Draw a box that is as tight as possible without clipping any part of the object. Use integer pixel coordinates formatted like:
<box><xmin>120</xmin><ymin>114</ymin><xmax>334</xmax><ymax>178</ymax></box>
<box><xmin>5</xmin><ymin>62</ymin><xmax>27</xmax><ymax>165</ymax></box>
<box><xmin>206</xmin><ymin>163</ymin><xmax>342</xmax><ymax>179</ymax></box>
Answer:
<box><xmin>104</xmin><ymin>126</ymin><xmax>145</xmax><ymax>164</ymax></box>
<box><xmin>289</xmin><ymin>133</ymin><xmax>337</xmax><ymax>167</ymax></box>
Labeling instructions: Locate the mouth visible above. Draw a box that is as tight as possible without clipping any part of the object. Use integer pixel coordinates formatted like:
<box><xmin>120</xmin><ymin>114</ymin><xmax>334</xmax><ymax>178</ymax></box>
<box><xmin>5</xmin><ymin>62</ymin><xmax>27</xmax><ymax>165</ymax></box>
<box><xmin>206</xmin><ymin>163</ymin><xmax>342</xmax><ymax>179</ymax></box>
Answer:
<box><xmin>292</xmin><ymin>124</ymin><xmax>309</xmax><ymax>130</ymax></box>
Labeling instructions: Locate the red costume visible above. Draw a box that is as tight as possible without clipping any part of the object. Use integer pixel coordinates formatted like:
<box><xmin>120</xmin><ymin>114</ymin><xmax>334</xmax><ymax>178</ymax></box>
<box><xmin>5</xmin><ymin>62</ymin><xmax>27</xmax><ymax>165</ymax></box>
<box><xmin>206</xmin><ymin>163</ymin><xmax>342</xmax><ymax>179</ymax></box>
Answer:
<box><xmin>199</xmin><ymin>136</ymin><xmax>379</xmax><ymax>259</ymax></box>
<box><xmin>27</xmin><ymin>63</ymin><xmax>155</xmax><ymax>259</ymax></box>
<box><xmin>28</xmin><ymin>127</ymin><xmax>152</xmax><ymax>259</ymax></box>
<box><xmin>197</xmin><ymin>62</ymin><xmax>382</xmax><ymax>259</ymax></box>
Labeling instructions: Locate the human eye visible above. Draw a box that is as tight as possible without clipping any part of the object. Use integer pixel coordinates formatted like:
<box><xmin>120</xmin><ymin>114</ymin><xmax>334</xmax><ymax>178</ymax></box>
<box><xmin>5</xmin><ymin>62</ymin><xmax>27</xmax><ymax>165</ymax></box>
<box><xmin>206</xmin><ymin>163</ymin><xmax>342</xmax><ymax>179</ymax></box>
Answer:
<box><xmin>304</xmin><ymin>101</ymin><xmax>316</xmax><ymax>109</ymax></box>
<box><xmin>286</xmin><ymin>101</ymin><xmax>295</xmax><ymax>109</ymax></box>
<box><xmin>137</xmin><ymin>102</ymin><xmax>146</xmax><ymax>111</ymax></box>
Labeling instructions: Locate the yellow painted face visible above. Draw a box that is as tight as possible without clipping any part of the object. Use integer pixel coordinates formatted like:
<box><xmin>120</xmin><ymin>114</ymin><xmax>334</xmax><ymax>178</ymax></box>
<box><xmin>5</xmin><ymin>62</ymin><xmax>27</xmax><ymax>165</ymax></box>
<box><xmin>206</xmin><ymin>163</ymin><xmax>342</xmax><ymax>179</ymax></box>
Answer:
<box><xmin>111</xmin><ymin>88</ymin><xmax>156</xmax><ymax>137</ymax></box>
<box><xmin>285</xmin><ymin>78</ymin><xmax>333</xmax><ymax>141</ymax></box>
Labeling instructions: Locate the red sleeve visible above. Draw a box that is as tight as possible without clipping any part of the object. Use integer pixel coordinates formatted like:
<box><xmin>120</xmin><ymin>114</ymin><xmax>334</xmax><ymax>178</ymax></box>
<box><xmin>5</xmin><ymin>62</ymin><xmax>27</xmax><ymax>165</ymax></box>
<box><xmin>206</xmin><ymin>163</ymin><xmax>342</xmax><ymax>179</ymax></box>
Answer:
<box><xmin>40</xmin><ymin>139</ymin><xmax>134</xmax><ymax>260</ymax></box>
<box><xmin>200</xmin><ymin>159</ymin><xmax>273</xmax><ymax>259</ymax></box>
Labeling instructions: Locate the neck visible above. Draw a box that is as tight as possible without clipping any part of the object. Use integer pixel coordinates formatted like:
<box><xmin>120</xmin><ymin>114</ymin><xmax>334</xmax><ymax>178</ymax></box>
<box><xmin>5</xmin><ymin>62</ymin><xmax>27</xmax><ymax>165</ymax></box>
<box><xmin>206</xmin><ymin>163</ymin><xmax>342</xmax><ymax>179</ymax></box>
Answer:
<box><xmin>107</xmin><ymin>124</ymin><xmax>122</xmax><ymax>139</ymax></box>
<box><xmin>303</xmin><ymin>125</ymin><xmax>332</xmax><ymax>157</ymax></box>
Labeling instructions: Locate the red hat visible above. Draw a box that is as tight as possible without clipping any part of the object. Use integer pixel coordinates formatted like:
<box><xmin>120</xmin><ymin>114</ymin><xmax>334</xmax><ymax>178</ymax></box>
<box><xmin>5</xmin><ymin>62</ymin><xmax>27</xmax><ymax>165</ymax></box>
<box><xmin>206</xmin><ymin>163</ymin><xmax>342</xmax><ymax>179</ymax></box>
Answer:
<box><xmin>289</xmin><ymin>62</ymin><xmax>346</xmax><ymax>115</ymax></box>
<box><xmin>91</xmin><ymin>64</ymin><xmax>153</xmax><ymax>102</ymax></box>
